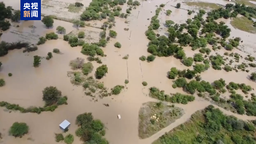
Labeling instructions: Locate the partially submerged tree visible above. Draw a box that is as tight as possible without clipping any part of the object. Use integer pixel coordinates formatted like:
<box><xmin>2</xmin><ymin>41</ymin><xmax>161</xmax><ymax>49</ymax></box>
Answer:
<box><xmin>42</xmin><ymin>16</ymin><xmax>54</xmax><ymax>28</ymax></box>
<box><xmin>42</xmin><ymin>86</ymin><xmax>62</xmax><ymax>105</ymax></box>
<box><xmin>9</xmin><ymin>122</ymin><xmax>29</xmax><ymax>137</ymax></box>
<box><xmin>56</xmin><ymin>26</ymin><xmax>66</xmax><ymax>34</ymax></box>
<box><xmin>95</xmin><ymin>65</ymin><xmax>108</xmax><ymax>79</ymax></box>
<box><xmin>33</xmin><ymin>55</ymin><xmax>41</xmax><ymax>67</ymax></box>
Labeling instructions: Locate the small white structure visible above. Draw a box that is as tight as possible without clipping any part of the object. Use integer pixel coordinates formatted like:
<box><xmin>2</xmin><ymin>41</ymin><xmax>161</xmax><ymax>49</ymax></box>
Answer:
<box><xmin>59</xmin><ymin>120</ymin><xmax>70</xmax><ymax>130</ymax></box>
<box><xmin>117</xmin><ymin>114</ymin><xmax>121</xmax><ymax>119</ymax></box>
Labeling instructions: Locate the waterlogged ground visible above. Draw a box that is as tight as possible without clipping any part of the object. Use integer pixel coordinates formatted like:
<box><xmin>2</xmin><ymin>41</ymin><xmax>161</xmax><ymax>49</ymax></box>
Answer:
<box><xmin>0</xmin><ymin>0</ymin><xmax>256</xmax><ymax>144</ymax></box>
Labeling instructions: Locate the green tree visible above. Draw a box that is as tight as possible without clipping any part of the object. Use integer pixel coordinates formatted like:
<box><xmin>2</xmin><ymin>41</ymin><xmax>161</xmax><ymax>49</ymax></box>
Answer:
<box><xmin>182</xmin><ymin>57</ymin><xmax>193</xmax><ymax>67</ymax></box>
<box><xmin>92</xmin><ymin>120</ymin><xmax>104</xmax><ymax>131</ymax></box>
<box><xmin>9</xmin><ymin>122</ymin><xmax>29</xmax><ymax>137</ymax></box>
<box><xmin>42</xmin><ymin>16</ymin><xmax>54</xmax><ymax>28</ymax></box>
<box><xmin>11</xmin><ymin>10</ymin><xmax>20</xmax><ymax>22</ymax></box>
<box><xmin>95</xmin><ymin>65</ymin><xmax>108</xmax><ymax>79</ymax></box>
<box><xmin>0</xmin><ymin>78</ymin><xmax>5</xmax><ymax>87</ymax></box>
<box><xmin>176</xmin><ymin>3</ymin><xmax>181</xmax><ymax>8</ymax></box>
<box><xmin>147</xmin><ymin>55</ymin><xmax>155</xmax><ymax>62</ymax></box>
<box><xmin>194</xmin><ymin>64</ymin><xmax>206</xmax><ymax>73</ymax></box>
<box><xmin>175</xmin><ymin>77</ymin><xmax>187</xmax><ymax>87</ymax></box>
<box><xmin>42</xmin><ymin>86</ymin><xmax>62</xmax><ymax>105</ymax></box>
<box><xmin>56</xmin><ymin>26</ymin><xmax>66</xmax><ymax>34</ymax></box>
<box><xmin>166</xmin><ymin>10</ymin><xmax>172</xmax><ymax>16</ymax></box>
<box><xmin>169</xmin><ymin>67</ymin><xmax>179</xmax><ymax>79</ymax></box>
<box><xmin>194</xmin><ymin>53</ymin><xmax>204</xmax><ymax>62</ymax></box>
<box><xmin>78</xmin><ymin>31</ymin><xmax>85</xmax><ymax>38</ymax></box>
<box><xmin>250</xmin><ymin>72</ymin><xmax>256</xmax><ymax>81</ymax></box>
<box><xmin>82</xmin><ymin>62</ymin><xmax>93</xmax><ymax>75</ymax></box>
<box><xmin>114</xmin><ymin>42</ymin><xmax>121</xmax><ymax>48</ymax></box>
<box><xmin>33</xmin><ymin>55</ymin><xmax>41</xmax><ymax>67</ymax></box>
<box><xmin>64</xmin><ymin>134</ymin><xmax>74</xmax><ymax>144</ymax></box>
<box><xmin>0</xmin><ymin>61</ymin><xmax>2</xmax><ymax>68</ymax></box>
<box><xmin>109</xmin><ymin>30</ymin><xmax>117</xmax><ymax>38</ymax></box>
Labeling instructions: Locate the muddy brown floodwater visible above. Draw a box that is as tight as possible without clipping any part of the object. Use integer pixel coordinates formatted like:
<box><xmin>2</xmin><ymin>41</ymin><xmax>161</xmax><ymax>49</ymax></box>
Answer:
<box><xmin>1</xmin><ymin>0</ymin><xmax>256</xmax><ymax>144</ymax></box>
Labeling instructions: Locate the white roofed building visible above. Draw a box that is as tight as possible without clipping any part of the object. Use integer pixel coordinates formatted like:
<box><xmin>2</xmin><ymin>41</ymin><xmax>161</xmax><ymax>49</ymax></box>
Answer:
<box><xmin>59</xmin><ymin>120</ymin><xmax>70</xmax><ymax>130</ymax></box>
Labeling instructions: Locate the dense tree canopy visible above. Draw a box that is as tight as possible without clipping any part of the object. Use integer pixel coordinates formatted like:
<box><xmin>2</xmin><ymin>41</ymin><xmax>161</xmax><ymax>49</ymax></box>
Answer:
<box><xmin>42</xmin><ymin>16</ymin><xmax>54</xmax><ymax>28</ymax></box>
<box><xmin>9</xmin><ymin>122</ymin><xmax>29</xmax><ymax>137</ymax></box>
<box><xmin>42</xmin><ymin>86</ymin><xmax>62</xmax><ymax>105</ymax></box>
<box><xmin>95</xmin><ymin>65</ymin><xmax>108</xmax><ymax>79</ymax></box>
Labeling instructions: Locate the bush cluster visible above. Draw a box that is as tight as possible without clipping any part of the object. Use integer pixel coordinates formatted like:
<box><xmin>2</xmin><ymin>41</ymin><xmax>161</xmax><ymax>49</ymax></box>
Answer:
<box><xmin>9</xmin><ymin>122</ymin><xmax>29</xmax><ymax>137</ymax></box>
<box><xmin>95</xmin><ymin>65</ymin><xmax>108</xmax><ymax>79</ymax></box>
<box><xmin>158</xmin><ymin>106</ymin><xmax>256</xmax><ymax>143</ymax></box>
<box><xmin>0</xmin><ymin>41</ymin><xmax>30</xmax><ymax>57</ymax></box>
<box><xmin>46</xmin><ymin>32</ymin><xmax>58</xmax><ymax>40</ymax></box>
<box><xmin>75</xmin><ymin>113</ymin><xmax>108</xmax><ymax>143</ymax></box>
<box><xmin>149</xmin><ymin>87</ymin><xmax>195</xmax><ymax>104</ymax></box>
<box><xmin>81</xmin><ymin>43</ymin><xmax>104</xmax><ymax>57</ymax></box>
<box><xmin>111</xmin><ymin>85</ymin><xmax>124</xmax><ymax>95</ymax></box>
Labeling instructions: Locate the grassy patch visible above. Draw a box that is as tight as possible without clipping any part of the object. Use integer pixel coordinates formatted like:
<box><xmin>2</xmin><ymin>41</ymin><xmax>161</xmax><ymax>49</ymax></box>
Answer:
<box><xmin>153</xmin><ymin>106</ymin><xmax>256</xmax><ymax>144</ymax></box>
<box><xmin>236</xmin><ymin>0</ymin><xmax>256</xmax><ymax>7</ymax></box>
<box><xmin>185</xmin><ymin>2</ymin><xmax>221</xmax><ymax>10</ymax></box>
<box><xmin>67</xmin><ymin>4</ymin><xmax>82</xmax><ymax>13</ymax></box>
<box><xmin>139</xmin><ymin>102</ymin><xmax>184</xmax><ymax>139</ymax></box>
<box><xmin>230</xmin><ymin>16</ymin><xmax>256</xmax><ymax>33</ymax></box>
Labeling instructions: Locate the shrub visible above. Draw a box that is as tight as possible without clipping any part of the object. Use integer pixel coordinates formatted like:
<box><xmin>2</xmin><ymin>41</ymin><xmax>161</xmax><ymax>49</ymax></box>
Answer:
<box><xmin>75</xmin><ymin>112</ymin><xmax>108</xmax><ymax>143</ymax></box>
<box><xmin>194</xmin><ymin>53</ymin><xmax>204</xmax><ymax>62</ymax></box>
<box><xmin>42</xmin><ymin>16</ymin><xmax>54</xmax><ymax>28</ymax></box>
<box><xmin>139</xmin><ymin>56</ymin><xmax>146</xmax><ymax>61</ymax></box>
<box><xmin>9</xmin><ymin>122</ymin><xmax>29</xmax><ymax>137</ymax></box>
<box><xmin>182</xmin><ymin>57</ymin><xmax>193</xmax><ymax>67</ymax></box>
<box><xmin>8</xmin><ymin>73</ymin><xmax>12</xmax><ymax>77</ymax></box>
<box><xmin>175</xmin><ymin>78</ymin><xmax>187</xmax><ymax>87</ymax></box>
<box><xmin>33</xmin><ymin>55</ymin><xmax>41</xmax><ymax>67</ymax></box>
<box><xmin>176</xmin><ymin>3</ymin><xmax>181</xmax><ymax>8</ymax></box>
<box><xmin>112</xmin><ymin>85</ymin><xmax>124</xmax><ymax>95</ymax></box>
<box><xmin>81</xmin><ymin>43</ymin><xmax>104</xmax><ymax>57</ymax></box>
<box><xmin>125</xmin><ymin>79</ymin><xmax>129</xmax><ymax>84</ymax></box>
<box><xmin>56</xmin><ymin>26</ymin><xmax>66</xmax><ymax>34</ymax></box>
<box><xmin>224</xmin><ymin>65</ymin><xmax>232</xmax><ymax>72</ymax></box>
<box><xmin>55</xmin><ymin>133</ymin><xmax>64</xmax><ymax>142</ymax></box>
<box><xmin>75</xmin><ymin>2</ymin><xmax>84</xmax><ymax>7</ymax></box>
<box><xmin>0</xmin><ymin>62</ymin><xmax>1</xmax><ymax>68</ymax></box>
<box><xmin>37</xmin><ymin>37</ymin><xmax>46</xmax><ymax>45</ymax></box>
<box><xmin>109</xmin><ymin>30</ymin><xmax>117</xmax><ymax>38</ymax></box>
<box><xmin>166</xmin><ymin>10</ymin><xmax>172</xmax><ymax>16</ymax></box>
<box><xmin>193</xmin><ymin>64</ymin><xmax>206</xmax><ymax>73</ymax></box>
<box><xmin>250</xmin><ymin>72</ymin><xmax>256</xmax><ymax>81</ymax></box>
<box><xmin>82</xmin><ymin>62</ymin><xmax>93</xmax><ymax>75</ymax></box>
<box><xmin>114</xmin><ymin>42</ymin><xmax>121</xmax><ymax>48</ymax></box>
<box><xmin>169</xmin><ymin>67</ymin><xmax>178</xmax><ymax>79</ymax></box>
<box><xmin>0</xmin><ymin>79</ymin><xmax>5</xmax><ymax>87</ymax></box>
<box><xmin>53</xmin><ymin>48</ymin><xmax>60</xmax><ymax>53</ymax></box>
<box><xmin>78</xmin><ymin>31</ymin><xmax>85</xmax><ymax>38</ymax></box>
<box><xmin>64</xmin><ymin>134</ymin><xmax>74</xmax><ymax>144</ymax></box>
<box><xmin>147</xmin><ymin>55</ymin><xmax>155</xmax><ymax>62</ymax></box>
<box><xmin>46</xmin><ymin>52</ymin><xmax>53</xmax><ymax>60</ymax></box>
<box><xmin>142</xmin><ymin>81</ymin><xmax>148</xmax><ymax>86</ymax></box>
<box><xmin>95</xmin><ymin>65</ymin><xmax>108</xmax><ymax>79</ymax></box>
<box><xmin>64</xmin><ymin>35</ymin><xmax>69</xmax><ymax>41</ymax></box>
<box><xmin>42</xmin><ymin>86</ymin><xmax>62</xmax><ymax>106</ymax></box>
<box><xmin>46</xmin><ymin>32</ymin><xmax>58</xmax><ymax>40</ymax></box>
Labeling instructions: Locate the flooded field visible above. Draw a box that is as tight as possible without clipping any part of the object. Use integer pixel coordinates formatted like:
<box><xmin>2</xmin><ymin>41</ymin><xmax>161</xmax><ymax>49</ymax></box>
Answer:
<box><xmin>1</xmin><ymin>0</ymin><xmax>256</xmax><ymax>144</ymax></box>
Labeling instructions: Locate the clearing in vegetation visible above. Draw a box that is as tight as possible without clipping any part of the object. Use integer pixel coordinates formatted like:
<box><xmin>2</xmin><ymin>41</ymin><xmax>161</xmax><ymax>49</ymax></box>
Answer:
<box><xmin>230</xmin><ymin>16</ymin><xmax>256</xmax><ymax>33</ymax></box>
<box><xmin>139</xmin><ymin>102</ymin><xmax>184</xmax><ymax>139</ymax></box>
<box><xmin>153</xmin><ymin>105</ymin><xmax>256</xmax><ymax>144</ymax></box>
<box><xmin>67</xmin><ymin>4</ymin><xmax>83</xmax><ymax>13</ymax></box>
<box><xmin>185</xmin><ymin>2</ymin><xmax>221</xmax><ymax>10</ymax></box>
